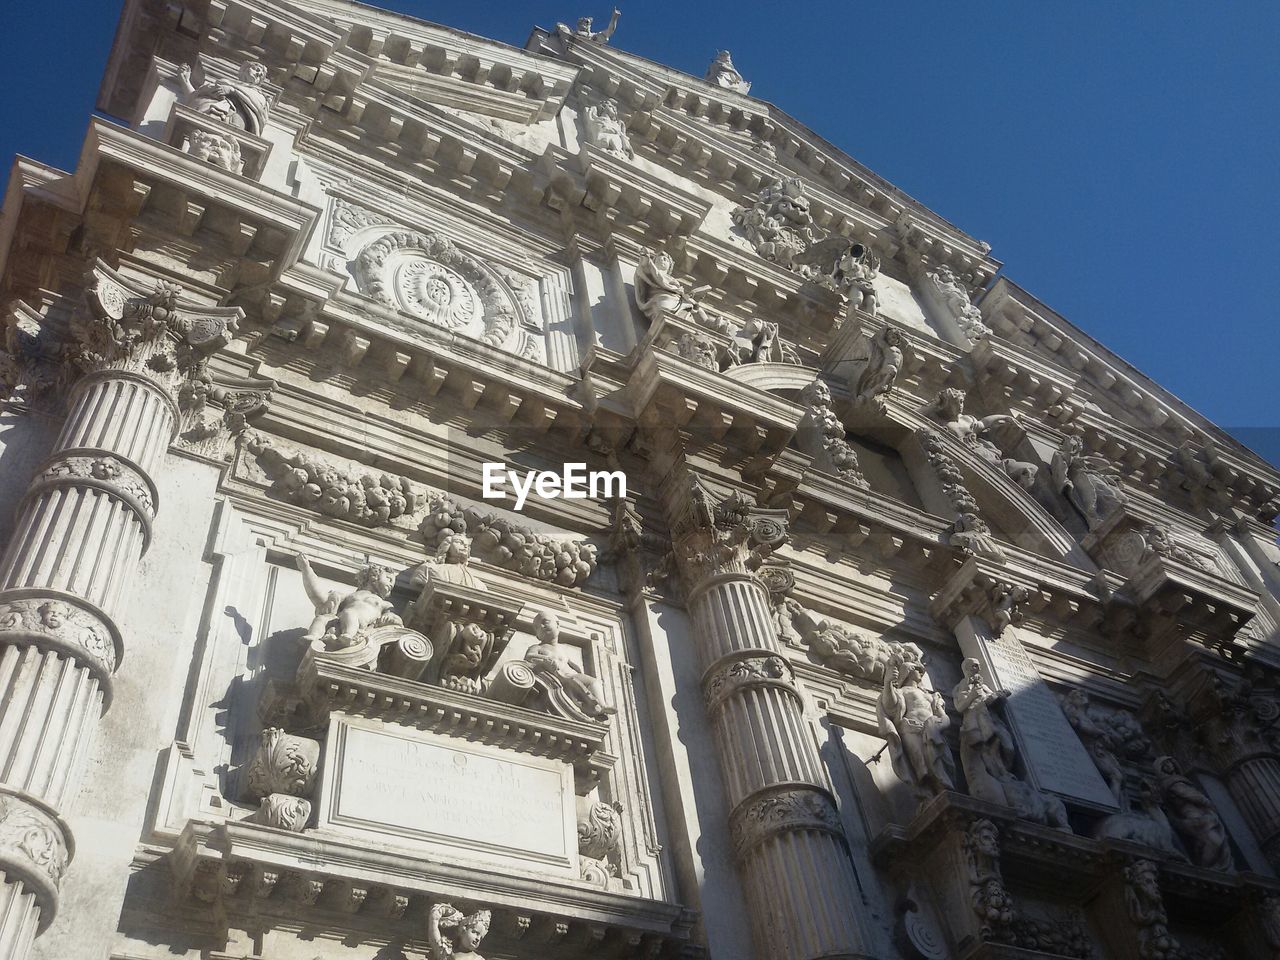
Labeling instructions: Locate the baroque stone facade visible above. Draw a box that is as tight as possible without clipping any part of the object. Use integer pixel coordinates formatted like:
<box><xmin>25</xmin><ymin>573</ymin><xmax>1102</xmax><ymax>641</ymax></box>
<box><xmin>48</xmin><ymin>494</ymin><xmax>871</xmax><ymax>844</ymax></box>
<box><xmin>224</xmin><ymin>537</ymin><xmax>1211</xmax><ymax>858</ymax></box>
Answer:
<box><xmin>0</xmin><ymin>4</ymin><xmax>1277</xmax><ymax>960</ymax></box>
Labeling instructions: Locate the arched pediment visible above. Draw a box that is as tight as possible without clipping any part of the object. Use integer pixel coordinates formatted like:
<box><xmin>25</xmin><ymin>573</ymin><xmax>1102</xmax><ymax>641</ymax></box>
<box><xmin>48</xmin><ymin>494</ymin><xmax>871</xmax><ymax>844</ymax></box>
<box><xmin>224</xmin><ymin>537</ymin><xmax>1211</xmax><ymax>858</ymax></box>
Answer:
<box><xmin>886</xmin><ymin>400</ymin><xmax>1082</xmax><ymax>561</ymax></box>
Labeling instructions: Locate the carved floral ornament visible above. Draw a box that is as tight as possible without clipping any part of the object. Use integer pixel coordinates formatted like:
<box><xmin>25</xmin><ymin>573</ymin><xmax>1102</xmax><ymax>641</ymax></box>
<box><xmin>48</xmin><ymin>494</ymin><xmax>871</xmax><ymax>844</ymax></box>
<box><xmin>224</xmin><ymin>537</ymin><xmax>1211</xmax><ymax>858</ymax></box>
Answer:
<box><xmin>0</xmin><ymin>788</ymin><xmax>74</xmax><ymax>921</ymax></box>
<box><xmin>0</xmin><ymin>592</ymin><xmax>120</xmax><ymax>687</ymax></box>
<box><xmin>729</xmin><ymin>787</ymin><xmax>843</xmax><ymax>861</ymax></box>
<box><xmin>340</xmin><ymin>213</ymin><xmax>544</xmax><ymax>362</ymax></box>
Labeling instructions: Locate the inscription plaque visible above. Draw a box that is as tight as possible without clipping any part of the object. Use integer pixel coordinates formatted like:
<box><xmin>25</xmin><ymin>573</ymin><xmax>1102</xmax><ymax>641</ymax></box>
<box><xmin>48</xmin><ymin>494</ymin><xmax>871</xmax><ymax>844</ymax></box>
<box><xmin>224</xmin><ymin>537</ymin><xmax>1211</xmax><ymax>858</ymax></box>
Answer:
<box><xmin>316</xmin><ymin>716</ymin><xmax>578</xmax><ymax>875</ymax></box>
<box><xmin>956</xmin><ymin>616</ymin><xmax>1118</xmax><ymax>810</ymax></box>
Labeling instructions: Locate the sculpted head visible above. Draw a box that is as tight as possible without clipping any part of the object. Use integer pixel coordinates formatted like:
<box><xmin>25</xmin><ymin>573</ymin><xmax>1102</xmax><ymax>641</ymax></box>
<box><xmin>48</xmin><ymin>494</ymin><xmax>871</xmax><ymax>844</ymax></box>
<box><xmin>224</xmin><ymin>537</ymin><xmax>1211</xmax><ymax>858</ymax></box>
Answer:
<box><xmin>38</xmin><ymin>601</ymin><xmax>69</xmax><ymax>629</ymax></box>
<box><xmin>1060</xmin><ymin>434</ymin><xmax>1084</xmax><ymax>458</ymax></box>
<box><xmin>577</xmin><ymin>16</ymin><xmax>593</xmax><ymax>32</ymax></box>
<box><xmin>643</xmin><ymin>247</ymin><xmax>673</xmax><ymax>274</ymax></box>
<box><xmin>962</xmin><ymin>657</ymin><xmax>982</xmax><ymax>680</ymax></box>
<box><xmin>437</xmin><ymin>533</ymin><xmax>471</xmax><ymax>564</ymax></box>
<box><xmin>967</xmin><ymin>818</ymin><xmax>1000</xmax><ymax>857</ymax></box>
<box><xmin>936</xmin><ymin>387</ymin><xmax>966</xmax><ymax>420</ymax></box>
<box><xmin>356</xmin><ymin>563</ymin><xmax>395</xmax><ymax>598</ymax></box>
<box><xmin>800</xmin><ymin>379</ymin><xmax>832</xmax><ymax>409</ymax></box>
<box><xmin>457</xmin><ymin>909</ymin><xmax>491</xmax><ymax>949</ymax></box>
<box><xmin>532</xmin><ymin>611</ymin><xmax>561</xmax><ymax>644</ymax></box>
<box><xmin>240</xmin><ymin>60</ymin><xmax>268</xmax><ymax>85</ymax></box>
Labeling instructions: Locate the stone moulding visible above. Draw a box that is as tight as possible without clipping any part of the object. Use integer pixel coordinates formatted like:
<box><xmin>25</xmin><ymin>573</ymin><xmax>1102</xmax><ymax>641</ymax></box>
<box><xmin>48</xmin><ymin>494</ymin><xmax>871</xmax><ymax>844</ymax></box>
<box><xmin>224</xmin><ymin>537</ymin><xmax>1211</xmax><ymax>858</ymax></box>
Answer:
<box><xmin>728</xmin><ymin>786</ymin><xmax>845</xmax><ymax>862</ymax></box>
<box><xmin>0</xmin><ymin>787</ymin><xmax>75</xmax><ymax>930</ymax></box>
<box><xmin>0</xmin><ymin>588</ymin><xmax>123</xmax><ymax>695</ymax></box>
<box><xmin>170</xmin><ymin>820</ymin><xmax>697</xmax><ymax>953</ymax></box>
<box><xmin>299</xmin><ymin>654</ymin><xmax>613</xmax><ymax>778</ymax></box>
<box><xmin>26</xmin><ymin>447</ymin><xmax>159</xmax><ymax>545</ymax></box>
<box><xmin>702</xmin><ymin>652</ymin><xmax>798</xmax><ymax>712</ymax></box>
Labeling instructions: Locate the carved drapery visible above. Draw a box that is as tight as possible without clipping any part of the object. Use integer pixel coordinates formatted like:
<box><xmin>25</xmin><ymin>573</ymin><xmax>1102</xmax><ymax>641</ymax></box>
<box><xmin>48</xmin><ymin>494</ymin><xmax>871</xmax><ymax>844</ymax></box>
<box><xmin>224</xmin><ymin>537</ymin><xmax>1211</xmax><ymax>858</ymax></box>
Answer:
<box><xmin>0</xmin><ymin>262</ymin><xmax>241</xmax><ymax>959</ymax></box>
<box><xmin>667</xmin><ymin>477</ymin><xmax>876</xmax><ymax>960</ymax></box>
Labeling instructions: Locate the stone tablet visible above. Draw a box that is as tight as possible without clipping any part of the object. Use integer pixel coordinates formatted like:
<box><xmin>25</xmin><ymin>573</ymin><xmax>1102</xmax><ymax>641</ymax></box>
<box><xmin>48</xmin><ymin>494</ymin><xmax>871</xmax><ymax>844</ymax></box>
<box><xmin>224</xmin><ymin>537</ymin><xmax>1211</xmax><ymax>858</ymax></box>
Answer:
<box><xmin>955</xmin><ymin>617</ymin><xmax>1118</xmax><ymax>811</ymax></box>
<box><xmin>316</xmin><ymin>716</ymin><xmax>578</xmax><ymax>876</ymax></box>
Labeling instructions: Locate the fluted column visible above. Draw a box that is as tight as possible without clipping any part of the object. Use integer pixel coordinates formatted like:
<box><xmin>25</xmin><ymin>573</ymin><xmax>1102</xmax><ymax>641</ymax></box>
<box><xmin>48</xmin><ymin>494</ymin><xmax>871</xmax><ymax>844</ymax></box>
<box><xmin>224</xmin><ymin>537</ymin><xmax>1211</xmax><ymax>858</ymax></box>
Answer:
<box><xmin>0</xmin><ymin>262</ymin><xmax>240</xmax><ymax>959</ymax></box>
<box><xmin>672</xmin><ymin>480</ymin><xmax>874</xmax><ymax>960</ymax></box>
<box><xmin>1188</xmin><ymin>670</ymin><xmax>1280</xmax><ymax>873</ymax></box>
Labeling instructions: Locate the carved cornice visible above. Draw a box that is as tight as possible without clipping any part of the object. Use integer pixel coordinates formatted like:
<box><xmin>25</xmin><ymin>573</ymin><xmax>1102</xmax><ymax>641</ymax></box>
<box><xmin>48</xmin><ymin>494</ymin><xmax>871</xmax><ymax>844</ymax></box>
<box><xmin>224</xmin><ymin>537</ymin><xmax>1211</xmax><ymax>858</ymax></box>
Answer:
<box><xmin>171</xmin><ymin>819</ymin><xmax>697</xmax><ymax>953</ymax></box>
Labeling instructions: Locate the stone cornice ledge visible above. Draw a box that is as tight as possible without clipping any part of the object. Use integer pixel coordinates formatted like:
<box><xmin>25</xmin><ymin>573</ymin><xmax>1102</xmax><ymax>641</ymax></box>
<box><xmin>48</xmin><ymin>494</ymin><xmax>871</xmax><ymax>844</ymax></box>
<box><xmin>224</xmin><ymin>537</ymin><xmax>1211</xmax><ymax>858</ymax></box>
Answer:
<box><xmin>300</xmin><ymin>657</ymin><xmax>615</xmax><ymax>779</ymax></box>
<box><xmin>171</xmin><ymin>820</ymin><xmax>697</xmax><ymax>948</ymax></box>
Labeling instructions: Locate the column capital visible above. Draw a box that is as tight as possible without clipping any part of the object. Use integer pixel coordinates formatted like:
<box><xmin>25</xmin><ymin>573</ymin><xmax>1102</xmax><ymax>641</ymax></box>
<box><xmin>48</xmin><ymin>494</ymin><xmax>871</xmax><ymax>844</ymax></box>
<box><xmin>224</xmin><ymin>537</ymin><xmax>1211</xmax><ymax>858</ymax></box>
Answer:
<box><xmin>728</xmin><ymin>784</ymin><xmax>844</xmax><ymax>863</ymax></box>
<box><xmin>669</xmin><ymin>475</ymin><xmax>789</xmax><ymax>592</ymax></box>
<box><xmin>0</xmin><ymin>589</ymin><xmax>121</xmax><ymax>693</ymax></box>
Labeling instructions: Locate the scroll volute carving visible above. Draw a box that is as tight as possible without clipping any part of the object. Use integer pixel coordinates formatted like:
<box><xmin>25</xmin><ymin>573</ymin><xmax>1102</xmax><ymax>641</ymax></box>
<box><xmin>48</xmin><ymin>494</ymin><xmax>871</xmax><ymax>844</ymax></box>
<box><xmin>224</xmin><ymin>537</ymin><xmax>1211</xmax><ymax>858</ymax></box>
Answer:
<box><xmin>244</xmin><ymin>727</ymin><xmax>320</xmax><ymax>834</ymax></box>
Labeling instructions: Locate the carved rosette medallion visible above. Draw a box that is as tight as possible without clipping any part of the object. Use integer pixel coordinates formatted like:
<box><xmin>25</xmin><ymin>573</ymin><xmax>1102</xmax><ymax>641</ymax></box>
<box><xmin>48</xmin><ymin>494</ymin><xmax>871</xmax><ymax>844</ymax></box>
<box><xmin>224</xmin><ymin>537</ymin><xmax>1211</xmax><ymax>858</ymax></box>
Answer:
<box><xmin>729</xmin><ymin>786</ymin><xmax>844</xmax><ymax>861</ymax></box>
<box><xmin>0</xmin><ymin>788</ymin><xmax>74</xmax><ymax>922</ymax></box>
<box><xmin>704</xmin><ymin>653</ymin><xmax>796</xmax><ymax>712</ymax></box>
<box><xmin>0</xmin><ymin>589</ymin><xmax>121</xmax><ymax>686</ymax></box>
<box><xmin>395</xmin><ymin>259</ymin><xmax>480</xmax><ymax>330</ymax></box>
<box><xmin>351</xmin><ymin>228</ymin><xmax>542</xmax><ymax>359</ymax></box>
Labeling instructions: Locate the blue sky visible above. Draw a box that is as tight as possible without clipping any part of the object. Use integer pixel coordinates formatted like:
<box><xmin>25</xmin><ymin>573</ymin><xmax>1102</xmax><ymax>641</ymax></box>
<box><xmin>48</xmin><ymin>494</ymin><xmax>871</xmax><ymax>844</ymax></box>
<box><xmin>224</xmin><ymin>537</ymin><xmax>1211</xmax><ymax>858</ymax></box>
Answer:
<box><xmin>1</xmin><ymin>1</ymin><xmax>1276</xmax><ymax>463</ymax></box>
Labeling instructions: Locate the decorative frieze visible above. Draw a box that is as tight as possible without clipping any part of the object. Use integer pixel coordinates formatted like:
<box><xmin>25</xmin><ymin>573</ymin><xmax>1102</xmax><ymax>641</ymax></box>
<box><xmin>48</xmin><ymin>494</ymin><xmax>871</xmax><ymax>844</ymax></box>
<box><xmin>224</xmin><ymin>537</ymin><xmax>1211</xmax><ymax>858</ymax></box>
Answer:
<box><xmin>420</xmin><ymin>493</ymin><xmax>598</xmax><ymax>588</ymax></box>
<box><xmin>0</xmin><ymin>790</ymin><xmax>71</xmax><ymax>919</ymax></box>
<box><xmin>729</xmin><ymin>787</ymin><xmax>844</xmax><ymax>861</ymax></box>
<box><xmin>0</xmin><ymin>592</ymin><xmax>119</xmax><ymax>681</ymax></box>
<box><xmin>245</xmin><ymin>434</ymin><xmax>422</xmax><ymax>527</ymax></box>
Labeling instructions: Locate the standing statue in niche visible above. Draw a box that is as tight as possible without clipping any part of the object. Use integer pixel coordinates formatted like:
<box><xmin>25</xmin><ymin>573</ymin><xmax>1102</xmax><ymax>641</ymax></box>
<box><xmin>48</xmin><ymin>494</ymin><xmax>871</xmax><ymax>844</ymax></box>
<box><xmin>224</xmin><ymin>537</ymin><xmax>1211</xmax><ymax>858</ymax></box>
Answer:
<box><xmin>557</xmin><ymin>9</ymin><xmax>620</xmax><ymax>44</ymax></box>
<box><xmin>632</xmin><ymin>248</ymin><xmax>726</xmax><ymax>331</ymax></box>
<box><xmin>704</xmin><ymin>50</ymin><xmax>750</xmax><ymax>93</ymax></box>
<box><xmin>583</xmin><ymin>98</ymin><xmax>633</xmax><ymax>159</ymax></box>
<box><xmin>177</xmin><ymin>60</ymin><xmax>271</xmax><ymax>134</ymax></box>
<box><xmin>1051</xmin><ymin>434</ymin><xmax>1128</xmax><ymax>529</ymax></box>
<box><xmin>427</xmin><ymin>903</ymin><xmax>492</xmax><ymax>960</ymax></box>
<box><xmin>952</xmin><ymin>659</ymin><xmax>1070</xmax><ymax>829</ymax></box>
<box><xmin>296</xmin><ymin>555</ymin><xmax>400</xmax><ymax>648</ymax></box>
<box><xmin>934</xmin><ymin>388</ymin><xmax>1038</xmax><ymax>489</ymax></box>
<box><xmin>877</xmin><ymin>643</ymin><xmax>955</xmax><ymax>802</ymax></box>
<box><xmin>525</xmin><ymin>611</ymin><xmax>616</xmax><ymax>720</ymax></box>
<box><xmin>1154</xmin><ymin>756</ymin><xmax>1234</xmax><ymax>871</ymax></box>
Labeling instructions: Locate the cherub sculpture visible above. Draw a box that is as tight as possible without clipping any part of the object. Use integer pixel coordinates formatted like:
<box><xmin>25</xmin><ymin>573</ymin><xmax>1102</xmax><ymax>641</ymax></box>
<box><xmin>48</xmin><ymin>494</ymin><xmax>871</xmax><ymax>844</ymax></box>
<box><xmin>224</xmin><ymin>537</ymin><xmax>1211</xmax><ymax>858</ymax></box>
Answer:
<box><xmin>525</xmin><ymin>611</ymin><xmax>616</xmax><ymax>720</ymax></box>
<box><xmin>410</xmin><ymin>533</ymin><xmax>487</xmax><ymax>591</ymax></box>
<box><xmin>296</xmin><ymin>555</ymin><xmax>400</xmax><ymax>648</ymax></box>
<box><xmin>855</xmin><ymin>326</ymin><xmax>904</xmax><ymax>409</ymax></box>
<box><xmin>428</xmin><ymin>902</ymin><xmax>492</xmax><ymax>960</ymax></box>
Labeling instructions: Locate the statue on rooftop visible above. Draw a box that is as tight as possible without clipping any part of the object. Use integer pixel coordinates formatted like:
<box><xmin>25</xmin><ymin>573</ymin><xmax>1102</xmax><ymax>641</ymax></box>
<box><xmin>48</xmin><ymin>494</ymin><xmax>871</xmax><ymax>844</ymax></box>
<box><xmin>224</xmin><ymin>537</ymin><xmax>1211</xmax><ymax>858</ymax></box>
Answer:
<box><xmin>557</xmin><ymin>9</ymin><xmax>620</xmax><ymax>44</ymax></box>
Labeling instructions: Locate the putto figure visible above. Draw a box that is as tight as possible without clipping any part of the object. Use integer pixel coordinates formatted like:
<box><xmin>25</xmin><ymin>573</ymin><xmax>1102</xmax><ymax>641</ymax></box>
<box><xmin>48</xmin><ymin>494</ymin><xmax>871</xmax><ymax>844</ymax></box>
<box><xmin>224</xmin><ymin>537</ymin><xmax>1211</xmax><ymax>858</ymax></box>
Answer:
<box><xmin>525</xmin><ymin>611</ymin><xmax>616</xmax><ymax>720</ymax></box>
<box><xmin>177</xmin><ymin>60</ymin><xmax>270</xmax><ymax>134</ymax></box>
<box><xmin>556</xmin><ymin>8</ymin><xmax>620</xmax><ymax>44</ymax></box>
<box><xmin>296</xmin><ymin>555</ymin><xmax>400</xmax><ymax>648</ymax></box>
<box><xmin>877</xmin><ymin>643</ymin><xmax>955</xmax><ymax>802</ymax></box>
<box><xmin>1052</xmin><ymin>434</ymin><xmax>1128</xmax><ymax>529</ymax></box>
<box><xmin>428</xmin><ymin>902</ymin><xmax>492</xmax><ymax>960</ymax></box>
<box><xmin>855</xmin><ymin>326</ymin><xmax>904</xmax><ymax>409</ymax></box>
